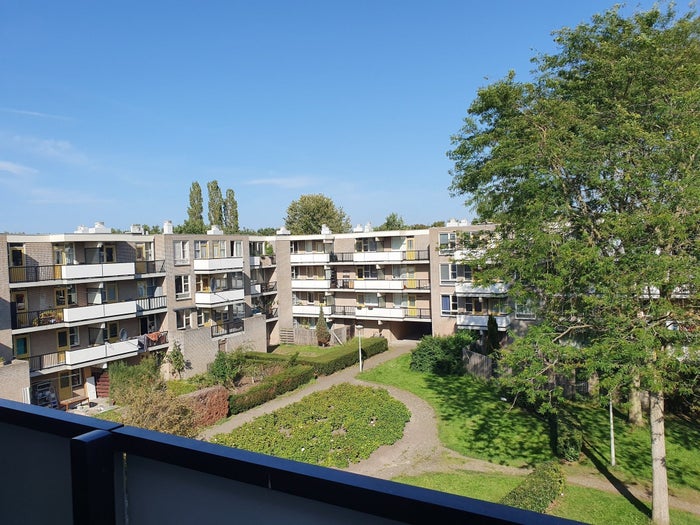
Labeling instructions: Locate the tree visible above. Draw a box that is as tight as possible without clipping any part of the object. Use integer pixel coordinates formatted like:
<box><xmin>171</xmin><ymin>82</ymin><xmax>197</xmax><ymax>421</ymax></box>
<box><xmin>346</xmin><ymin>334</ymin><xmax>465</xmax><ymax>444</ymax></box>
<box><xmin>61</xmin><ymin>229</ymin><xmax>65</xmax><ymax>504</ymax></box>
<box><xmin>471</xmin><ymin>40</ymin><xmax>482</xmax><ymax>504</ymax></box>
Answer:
<box><xmin>447</xmin><ymin>5</ymin><xmax>699</xmax><ymax>524</ymax></box>
<box><xmin>284</xmin><ymin>194</ymin><xmax>351</xmax><ymax>235</ymax></box>
<box><xmin>223</xmin><ymin>188</ymin><xmax>239</xmax><ymax>233</ymax></box>
<box><xmin>181</xmin><ymin>182</ymin><xmax>206</xmax><ymax>234</ymax></box>
<box><xmin>375</xmin><ymin>213</ymin><xmax>407</xmax><ymax>231</ymax></box>
<box><xmin>316</xmin><ymin>307</ymin><xmax>331</xmax><ymax>346</ymax></box>
<box><xmin>165</xmin><ymin>341</ymin><xmax>186</xmax><ymax>378</ymax></box>
<box><xmin>207</xmin><ymin>180</ymin><xmax>224</xmax><ymax>227</ymax></box>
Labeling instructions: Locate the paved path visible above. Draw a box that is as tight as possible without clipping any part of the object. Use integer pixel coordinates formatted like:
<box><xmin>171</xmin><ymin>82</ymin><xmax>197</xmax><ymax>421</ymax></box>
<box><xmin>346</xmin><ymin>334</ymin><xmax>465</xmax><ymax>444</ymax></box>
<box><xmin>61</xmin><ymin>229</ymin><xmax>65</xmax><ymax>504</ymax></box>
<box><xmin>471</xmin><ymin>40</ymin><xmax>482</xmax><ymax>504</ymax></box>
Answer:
<box><xmin>199</xmin><ymin>341</ymin><xmax>700</xmax><ymax>517</ymax></box>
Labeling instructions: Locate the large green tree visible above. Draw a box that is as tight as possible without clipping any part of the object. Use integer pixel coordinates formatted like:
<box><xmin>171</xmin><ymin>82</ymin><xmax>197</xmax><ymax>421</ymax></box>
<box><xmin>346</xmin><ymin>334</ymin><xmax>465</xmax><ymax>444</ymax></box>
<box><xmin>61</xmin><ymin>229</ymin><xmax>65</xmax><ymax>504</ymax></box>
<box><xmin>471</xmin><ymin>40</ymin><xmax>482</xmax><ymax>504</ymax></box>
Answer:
<box><xmin>284</xmin><ymin>194</ymin><xmax>351</xmax><ymax>235</ymax></box>
<box><xmin>447</xmin><ymin>5</ymin><xmax>699</xmax><ymax>524</ymax></box>
<box><xmin>178</xmin><ymin>181</ymin><xmax>206</xmax><ymax>233</ymax></box>
<box><xmin>375</xmin><ymin>212</ymin><xmax>407</xmax><ymax>231</ymax></box>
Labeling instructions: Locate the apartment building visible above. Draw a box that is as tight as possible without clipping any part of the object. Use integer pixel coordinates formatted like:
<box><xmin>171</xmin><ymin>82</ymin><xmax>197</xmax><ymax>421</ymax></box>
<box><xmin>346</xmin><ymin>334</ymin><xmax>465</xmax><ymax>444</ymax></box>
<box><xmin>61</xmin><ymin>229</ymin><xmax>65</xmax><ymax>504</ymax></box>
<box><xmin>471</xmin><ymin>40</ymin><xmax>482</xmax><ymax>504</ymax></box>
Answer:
<box><xmin>0</xmin><ymin>219</ymin><xmax>522</xmax><ymax>407</ymax></box>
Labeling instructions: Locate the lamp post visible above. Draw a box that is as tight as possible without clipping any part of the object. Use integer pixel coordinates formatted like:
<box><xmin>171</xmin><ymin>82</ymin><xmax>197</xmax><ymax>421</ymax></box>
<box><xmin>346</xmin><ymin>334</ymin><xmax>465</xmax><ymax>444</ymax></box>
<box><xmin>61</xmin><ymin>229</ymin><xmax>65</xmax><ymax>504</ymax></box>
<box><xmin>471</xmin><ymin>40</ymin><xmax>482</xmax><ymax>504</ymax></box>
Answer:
<box><xmin>357</xmin><ymin>324</ymin><xmax>363</xmax><ymax>372</ymax></box>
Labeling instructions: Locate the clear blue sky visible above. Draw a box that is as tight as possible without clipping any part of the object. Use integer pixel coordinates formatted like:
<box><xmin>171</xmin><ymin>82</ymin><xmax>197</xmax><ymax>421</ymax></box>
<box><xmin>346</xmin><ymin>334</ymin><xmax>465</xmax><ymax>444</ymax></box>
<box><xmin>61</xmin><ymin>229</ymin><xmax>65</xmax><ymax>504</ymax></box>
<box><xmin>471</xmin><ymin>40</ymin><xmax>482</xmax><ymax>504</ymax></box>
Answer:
<box><xmin>0</xmin><ymin>1</ymin><xmax>688</xmax><ymax>234</ymax></box>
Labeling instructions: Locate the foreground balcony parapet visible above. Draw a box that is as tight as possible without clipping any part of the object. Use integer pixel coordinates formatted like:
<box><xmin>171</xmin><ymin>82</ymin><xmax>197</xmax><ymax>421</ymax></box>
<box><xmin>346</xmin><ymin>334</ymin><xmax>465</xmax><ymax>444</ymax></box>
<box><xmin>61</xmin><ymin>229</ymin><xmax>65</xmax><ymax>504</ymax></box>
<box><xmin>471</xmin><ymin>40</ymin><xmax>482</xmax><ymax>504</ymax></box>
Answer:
<box><xmin>0</xmin><ymin>398</ymin><xmax>578</xmax><ymax>525</ymax></box>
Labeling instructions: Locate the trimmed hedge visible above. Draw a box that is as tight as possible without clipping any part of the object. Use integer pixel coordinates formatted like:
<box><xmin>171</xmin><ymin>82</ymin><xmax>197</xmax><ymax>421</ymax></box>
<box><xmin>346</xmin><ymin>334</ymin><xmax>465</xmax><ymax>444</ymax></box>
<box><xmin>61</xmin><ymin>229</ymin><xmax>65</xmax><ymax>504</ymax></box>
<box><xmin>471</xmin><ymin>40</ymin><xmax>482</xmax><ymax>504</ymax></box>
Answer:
<box><xmin>229</xmin><ymin>365</ymin><xmax>314</xmax><ymax>414</ymax></box>
<box><xmin>499</xmin><ymin>461</ymin><xmax>564</xmax><ymax>513</ymax></box>
<box><xmin>244</xmin><ymin>337</ymin><xmax>389</xmax><ymax>376</ymax></box>
<box><xmin>410</xmin><ymin>332</ymin><xmax>476</xmax><ymax>376</ymax></box>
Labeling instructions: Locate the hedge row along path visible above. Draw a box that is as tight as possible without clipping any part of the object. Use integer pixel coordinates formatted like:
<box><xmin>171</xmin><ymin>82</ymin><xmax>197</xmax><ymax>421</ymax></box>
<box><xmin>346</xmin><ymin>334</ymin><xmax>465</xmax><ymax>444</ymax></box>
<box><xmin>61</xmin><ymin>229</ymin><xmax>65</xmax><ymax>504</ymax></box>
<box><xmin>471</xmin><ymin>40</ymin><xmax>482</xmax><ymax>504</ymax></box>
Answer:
<box><xmin>199</xmin><ymin>340</ymin><xmax>700</xmax><ymax>517</ymax></box>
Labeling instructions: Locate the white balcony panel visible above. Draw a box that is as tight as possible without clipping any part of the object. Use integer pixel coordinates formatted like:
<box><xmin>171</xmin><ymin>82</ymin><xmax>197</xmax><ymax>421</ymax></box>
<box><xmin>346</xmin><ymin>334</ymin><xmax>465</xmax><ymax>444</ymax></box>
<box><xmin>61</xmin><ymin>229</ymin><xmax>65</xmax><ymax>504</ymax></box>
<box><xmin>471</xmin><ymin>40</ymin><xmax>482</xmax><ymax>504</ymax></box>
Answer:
<box><xmin>249</xmin><ymin>256</ymin><xmax>261</xmax><ymax>267</ymax></box>
<box><xmin>456</xmin><ymin>314</ymin><xmax>511</xmax><ymax>330</ymax></box>
<box><xmin>292</xmin><ymin>305</ymin><xmax>332</xmax><ymax>316</ymax></box>
<box><xmin>352</xmin><ymin>280</ymin><xmax>404</xmax><ymax>291</ymax></box>
<box><xmin>194</xmin><ymin>257</ymin><xmax>244</xmax><ymax>272</ymax></box>
<box><xmin>353</xmin><ymin>252</ymin><xmax>403</xmax><ymax>263</ymax></box>
<box><xmin>291</xmin><ymin>279</ymin><xmax>331</xmax><ymax>290</ymax></box>
<box><xmin>454</xmin><ymin>281</ymin><xmax>509</xmax><ymax>296</ymax></box>
<box><xmin>195</xmin><ymin>289</ymin><xmax>245</xmax><ymax>305</ymax></box>
<box><xmin>62</xmin><ymin>301</ymin><xmax>138</xmax><ymax>323</ymax></box>
<box><xmin>65</xmin><ymin>339</ymin><xmax>139</xmax><ymax>366</ymax></box>
<box><xmin>250</xmin><ymin>283</ymin><xmax>262</xmax><ymax>295</ymax></box>
<box><xmin>290</xmin><ymin>253</ymin><xmax>330</xmax><ymax>264</ymax></box>
<box><xmin>61</xmin><ymin>262</ymin><xmax>136</xmax><ymax>280</ymax></box>
<box><xmin>356</xmin><ymin>307</ymin><xmax>405</xmax><ymax>320</ymax></box>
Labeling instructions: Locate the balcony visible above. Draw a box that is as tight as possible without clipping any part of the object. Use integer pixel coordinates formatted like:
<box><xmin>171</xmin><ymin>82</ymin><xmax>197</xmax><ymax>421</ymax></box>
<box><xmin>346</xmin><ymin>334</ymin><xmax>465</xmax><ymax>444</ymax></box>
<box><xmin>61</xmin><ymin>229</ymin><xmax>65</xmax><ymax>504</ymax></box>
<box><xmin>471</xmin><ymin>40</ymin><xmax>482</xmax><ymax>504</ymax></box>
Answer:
<box><xmin>290</xmin><ymin>253</ymin><xmax>330</xmax><ymax>264</ymax></box>
<box><xmin>10</xmin><ymin>262</ymin><xmax>133</xmax><ymax>285</ymax></box>
<box><xmin>249</xmin><ymin>254</ymin><xmax>276</xmax><ymax>268</ymax></box>
<box><xmin>355</xmin><ymin>306</ymin><xmax>431</xmax><ymax>321</ymax></box>
<box><xmin>349</xmin><ymin>279</ymin><xmax>430</xmax><ymax>291</ymax></box>
<box><xmin>251</xmin><ymin>281</ymin><xmax>277</xmax><ymax>295</ymax></box>
<box><xmin>193</xmin><ymin>257</ymin><xmax>244</xmax><ymax>273</ymax></box>
<box><xmin>24</xmin><ymin>332</ymin><xmax>169</xmax><ymax>372</ymax></box>
<box><xmin>195</xmin><ymin>289</ymin><xmax>245</xmax><ymax>306</ymax></box>
<box><xmin>13</xmin><ymin>297</ymin><xmax>167</xmax><ymax>330</ymax></box>
<box><xmin>0</xmin><ymin>398</ymin><xmax>561</xmax><ymax>525</ymax></box>
<box><xmin>454</xmin><ymin>281</ymin><xmax>509</xmax><ymax>296</ymax></box>
<box><xmin>456</xmin><ymin>313</ymin><xmax>512</xmax><ymax>331</ymax></box>
<box><xmin>211</xmin><ymin>318</ymin><xmax>244</xmax><ymax>338</ymax></box>
<box><xmin>293</xmin><ymin>304</ymin><xmax>333</xmax><ymax>317</ymax></box>
<box><xmin>291</xmin><ymin>278</ymin><xmax>331</xmax><ymax>290</ymax></box>
<box><xmin>351</xmin><ymin>250</ymin><xmax>430</xmax><ymax>264</ymax></box>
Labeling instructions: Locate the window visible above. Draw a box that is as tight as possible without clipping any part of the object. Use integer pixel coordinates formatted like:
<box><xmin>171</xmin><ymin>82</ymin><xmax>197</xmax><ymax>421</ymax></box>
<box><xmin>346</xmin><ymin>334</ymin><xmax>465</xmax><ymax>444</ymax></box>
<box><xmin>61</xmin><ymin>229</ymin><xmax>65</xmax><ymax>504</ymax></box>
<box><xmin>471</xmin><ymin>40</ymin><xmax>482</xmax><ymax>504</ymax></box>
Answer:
<box><xmin>137</xmin><ymin>280</ymin><xmax>148</xmax><ymax>298</ymax></box>
<box><xmin>69</xmin><ymin>327</ymin><xmax>80</xmax><ymax>347</ymax></box>
<box><xmin>53</xmin><ymin>243</ymin><xmax>75</xmax><ymax>265</ymax></box>
<box><xmin>357</xmin><ymin>294</ymin><xmax>382</xmax><ymax>307</ymax></box>
<box><xmin>440</xmin><ymin>264</ymin><xmax>472</xmax><ymax>282</ymax></box>
<box><xmin>231</xmin><ymin>303</ymin><xmax>245</xmax><ymax>318</ymax></box>
<box><xmin>196</xmin><ymin>275</ymin><xmax>210</xmax><ymax>292</ymax></box>
<box><xmin>104</xmin><ymin>283</ymin><xmax>118</xmax><ymax>303</ymax></box>
<box><xmin>439</xmin><ymin>232</ymin><xmax>457</xmax><ymax>254</ymax></box>
<box><xmin>194</xmin><ymin>240</ymin><xmax>209</xmax><ymax>259</ymax></box>
<box><xmin>464</xmin><ymin>297</ymin><xmax>483</xmax><ymax>314</ymax></box>
<box><xmin>103</xmin><ymin>244</ymin><xmax>116</xmax><ymax>263</ymax></box>
<box><xmin>174</xmin><ymin>241</ymin><xmax>189</xmax><ymax>264</ymax></box>
<box><xmin>14</xmin><ymin>336</ymin><xmax>29</xmax><ymax>357</ymax></box>
<box><xmin>177</xmin><ymin>310</ymin><xmax>191</xmax><ymax>329</ymax></box>
<box><xmin>57</xmin><ymin>330</ymin><xmax>70</xmax><ymax>351</ymax></box>
<box><xmin>356</xmin><ymin>265</ymin><xmax>378</xmax><ymax>279</ymax></box>
<box><xmin>197</xmin><ymin>308</ymin><xmax>211</xmax><ymax>327</ymax></box>
<box><xmin>213</xmin><ymin>309</ymin><xmax>229</xmax><ymax>324</ymax></box>
<box><xmin>515</xmin><ymin>301</ymin><xmax>536</xmax><ymax>320</ymax></box>
<box><xmin>59</xmin><ymin>370</ymin><xmax>82</xmax><ymax>389</ymax></box>
<box><xmin>175</xmin><ymin>275</ymin><xmax>191</xmax><ymax>300</ymax></box>
<box><xmin>441</xmin><ymin>295</ymin><xmax>458</xmax><ymax>316</ymax></box>
<box><xmin>212</xmin><ymin>240</ymin><xmax>227</xmax><ymax>258</ymax></box>
<box><xmin>231</xmin><ymin>271</ymin><xmax>244</xmax><ymax>289</ymax></box>
<box><xmin>55</xmin><ymin>286</ymin><xmax>77</xmax><ymax>307</ymax></box>
<box><xmin>355</xmin><ymin>238</ymin><xmax>380</xmax><ymax>252</ymax></box>
<box><xmin>107</xmin><ymin>321</ymin><xmax>119</xmax><ymax>342</ymax></box>
<box><xmin>9</xmin><ymin>244</ymin><xmax>25</xmax><ymax>267</ymax></box>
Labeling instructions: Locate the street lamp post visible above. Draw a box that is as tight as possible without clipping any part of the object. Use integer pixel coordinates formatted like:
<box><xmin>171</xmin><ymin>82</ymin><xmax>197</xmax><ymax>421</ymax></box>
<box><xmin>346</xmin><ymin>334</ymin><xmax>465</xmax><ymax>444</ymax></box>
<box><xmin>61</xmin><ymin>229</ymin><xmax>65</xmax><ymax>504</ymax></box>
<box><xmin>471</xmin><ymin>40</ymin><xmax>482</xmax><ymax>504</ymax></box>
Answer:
<box><xmin>357</xmin><ymin>325</ymin><xmax>363</xmax><ymax>372</ymax></box>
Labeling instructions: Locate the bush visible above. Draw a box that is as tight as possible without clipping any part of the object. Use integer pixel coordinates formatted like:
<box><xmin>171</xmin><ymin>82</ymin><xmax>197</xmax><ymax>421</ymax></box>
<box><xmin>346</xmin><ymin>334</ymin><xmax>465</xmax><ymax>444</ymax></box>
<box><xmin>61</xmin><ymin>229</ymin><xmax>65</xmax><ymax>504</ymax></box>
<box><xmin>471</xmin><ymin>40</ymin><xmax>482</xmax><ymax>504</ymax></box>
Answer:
<box><xmin>109</xmin><ymin>355</ymin><xmax>162</xmax><ymax>404</ymax></box>
<box><xmin>208</xmin><ymin>349</ymin><xmax>246</xmax><ymax>388</ymax></box>
<box><xmin>554</xmin><ymin>411</ymin><xmax>583</xmax><ymax>462</ymax></box>
<box><xmin>500</xmin><ymin>461</ymin><xmax>564</xmax><ymax>513</ymax></box>
<box><xmin>120</xmin><ymin>387</ymin><xmax>198</xmax><ymax>438</ymax></box>
<box><xmin>316</xmin><ymin>307</ymin><xmax>331</xmax><ymax>346</ymax></box>
<box><xmin>229</xmin><ymin>365</ymin><xmax>315</xmax><ymax>414</ymax></box>
<box><xmin>410</xmin><ymin>332</ymin><xmax>476</xmax><ymax>375</ymax></box>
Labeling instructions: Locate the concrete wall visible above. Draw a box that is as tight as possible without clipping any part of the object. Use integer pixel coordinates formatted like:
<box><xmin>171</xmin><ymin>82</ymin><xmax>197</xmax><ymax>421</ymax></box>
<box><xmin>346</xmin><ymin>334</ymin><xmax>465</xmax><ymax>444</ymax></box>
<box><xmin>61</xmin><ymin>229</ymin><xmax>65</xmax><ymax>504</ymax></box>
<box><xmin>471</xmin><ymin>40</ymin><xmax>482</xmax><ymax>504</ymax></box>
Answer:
<box><xmin>0</xmin><ymin>359</ymin><xmax>30</xmax><ymax>402</ymax></box>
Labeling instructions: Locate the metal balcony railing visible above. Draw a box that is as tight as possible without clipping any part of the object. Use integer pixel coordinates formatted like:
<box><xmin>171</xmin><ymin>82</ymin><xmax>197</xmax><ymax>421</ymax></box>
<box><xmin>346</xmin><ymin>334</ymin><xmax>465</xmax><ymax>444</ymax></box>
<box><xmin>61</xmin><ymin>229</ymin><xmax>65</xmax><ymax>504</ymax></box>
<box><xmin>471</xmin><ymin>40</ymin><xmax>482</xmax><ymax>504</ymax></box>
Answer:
<box><xmin>211</xmin><ymin>318</ymin><xmax>244</xmax><ymax>338</ymax></box>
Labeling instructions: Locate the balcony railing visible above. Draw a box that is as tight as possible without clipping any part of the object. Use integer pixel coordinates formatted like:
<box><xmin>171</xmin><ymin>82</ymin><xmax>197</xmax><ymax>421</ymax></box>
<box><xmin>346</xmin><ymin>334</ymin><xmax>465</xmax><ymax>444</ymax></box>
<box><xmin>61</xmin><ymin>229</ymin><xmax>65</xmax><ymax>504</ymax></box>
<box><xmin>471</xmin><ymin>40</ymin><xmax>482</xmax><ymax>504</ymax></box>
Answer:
<box><xmin>13</xmin><ymin>296</ymin><xmax>167</xmax><ymax>329</ymax></box>
<box><xmin>22</xmin><ymin>332</ymin><xmax>168</xmax><ymax>372</ymax></box>
<box><xmin>211</xmin><ymin>318</ymin><xmax>244</xmax><ymax>338</ymax></box>
<box><xmin>193</xmin><ymin>256</ymin><xmax>244</xmax><ymax>272</ymax></box>
<box><xmin>456</xmin><ymin>313</ymin><xmax>512</xmax><ymax>330</ymax></box>
<box><xmin>0</xmin><ymin>398</ymin><xmax>566</xmax><ymax>525</ymax></box>
<box><xmin>8</xmin><ymin>260</ymin><xmax>164</xmax><ymax>284</ymax></box>
<box><xmin>329</xmin><ymin>306</ymin><xmax>431</xmax><ymax>320</ymax></box>
<box><xmin>346</xmin><ymin>278</ymin><xmax>430</xmax><ymax>291</ymax></box>
<box><xmin>251</xmin><ymin>281</ymin><xmax>278</xmax><ymax>295</ymax></box>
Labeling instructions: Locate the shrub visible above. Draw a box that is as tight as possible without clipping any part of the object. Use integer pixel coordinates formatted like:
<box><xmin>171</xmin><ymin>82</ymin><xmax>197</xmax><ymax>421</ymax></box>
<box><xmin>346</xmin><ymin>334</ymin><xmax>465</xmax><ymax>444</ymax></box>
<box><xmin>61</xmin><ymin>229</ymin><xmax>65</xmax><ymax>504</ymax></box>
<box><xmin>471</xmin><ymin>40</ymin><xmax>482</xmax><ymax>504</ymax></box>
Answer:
<box><xmin>208</xmin><ymin>348</ymin><xmax>246</xmax><ymax>388</ymax></box>
<box><xmin>554</xmin><ymin>411</ymin><xmax>583</xmax><ymax>462</ymax></box>
<box><xmin>164</xmin><ymin>341</ymin><xmax>186</xmax><ymax>378</ymax></box>
<box><xmin>500</xmin><ymin>461</ymin><xmax>564</xmax><ymax>513</ymax></box>
<box><xmin>109</xmin><ymin>355</ymin><xmax>162</xmax><ymax>404</ymax></box>
<box><xmin>410</xmin><ymin>332</ymin><xmax>476</xmax><ymax>375</ymax></box>
<box><xmin>120</xmin><ymin>387</ymin><xmax>198</xmax><ymax>438</ymax></box>
<box><xmin>316</xmin><ymin>307</ymin><xmax>331</xmax><ymax>346</ymax></box>
<box><xmin>229</xmin><ymin>365</ymin><xmax>315</xmax><ymax>414</ymax></box>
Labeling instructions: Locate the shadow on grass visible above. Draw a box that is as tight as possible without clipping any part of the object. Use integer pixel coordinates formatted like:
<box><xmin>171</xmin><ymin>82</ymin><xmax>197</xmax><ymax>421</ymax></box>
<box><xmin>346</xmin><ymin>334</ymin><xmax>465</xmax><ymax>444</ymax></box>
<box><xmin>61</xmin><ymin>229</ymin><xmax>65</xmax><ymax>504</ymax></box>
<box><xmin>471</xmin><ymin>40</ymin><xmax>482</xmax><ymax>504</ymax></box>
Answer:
<box><xmin>582</xmin><ymin>440</ymin><xmax>651</xmax><ymax>519</ymax></box>
<box><xmin>424</xmin><ymin>373</ymin><xmax>553</xmax><ymax>467</ymax></box>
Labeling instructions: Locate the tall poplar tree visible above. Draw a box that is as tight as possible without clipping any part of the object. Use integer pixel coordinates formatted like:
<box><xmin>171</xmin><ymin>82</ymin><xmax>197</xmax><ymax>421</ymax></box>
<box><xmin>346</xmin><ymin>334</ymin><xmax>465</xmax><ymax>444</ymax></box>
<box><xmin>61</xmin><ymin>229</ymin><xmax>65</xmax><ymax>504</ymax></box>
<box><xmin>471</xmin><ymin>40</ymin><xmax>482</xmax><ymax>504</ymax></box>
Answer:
<box><xmin>223</xmin><ymin>188</ymin><xmax>239</xmax><ymax>233</ymax></box>
<box><xmin>207</xmin><ymin>180</ymin><xmax>224</xmax><ymax>228</ymax></box>
<box><xmin>448</xmin><ymin>6</ymin><xmax>699</xmax><ymax>524</ymax></box>
<box><xmin>178</xmin><ymin>181</ymin><xmax>206</xmax><ymax>234</ymax></box>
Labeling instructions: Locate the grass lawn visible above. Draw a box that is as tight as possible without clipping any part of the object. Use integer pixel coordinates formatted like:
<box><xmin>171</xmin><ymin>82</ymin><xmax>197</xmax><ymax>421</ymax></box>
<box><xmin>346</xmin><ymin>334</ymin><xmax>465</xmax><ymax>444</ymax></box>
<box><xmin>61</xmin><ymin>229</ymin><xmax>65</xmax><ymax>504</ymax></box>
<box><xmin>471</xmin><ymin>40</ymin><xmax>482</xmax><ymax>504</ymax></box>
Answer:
<box><xmin>392</xmin><ymin>471</ymin><xmax>521</xmax><ymax>503</ymax></box>
<box><xmin>549</xmin><ymin>485</ymin><xmax>700</xmax><ymax>525</ymax></box>
<box><xmin>272</xmin><ymin>344</ymin><xmax>333</xmax><ymax>358</ymax></box>
<box><xmin>359</xmin><ymin>353</ymin><xmax>554</xmax><ymax>467</ymax></box>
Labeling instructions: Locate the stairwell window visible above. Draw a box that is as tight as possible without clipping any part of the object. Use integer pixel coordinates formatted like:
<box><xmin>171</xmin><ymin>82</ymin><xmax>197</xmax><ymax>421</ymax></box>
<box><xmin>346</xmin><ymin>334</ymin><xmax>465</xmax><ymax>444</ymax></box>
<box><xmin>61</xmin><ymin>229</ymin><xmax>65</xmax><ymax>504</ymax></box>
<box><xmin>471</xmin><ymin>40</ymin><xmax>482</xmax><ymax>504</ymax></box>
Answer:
<box><xmin>194</xmin><ymin>241</ymin><xmax>209</xmax><ymax>260</ymax></box>
<box><xmin>174</xmin><ymin>241</ymin><xmax>190</xmax><ymax>265</ymax></box>
<box><xmin>441</xmin><ymin>295</ymin><xmax>458</xmax><ymax>316</ymax></box>
<box><xmin>177</xmin><ymin>309</ymin><xmax>191</xmax><ymax>330</ymax></box>
<box><xmin>175</xmin><ymin>275</ymin><xmax>191</xmax><ymax>300</ymax></box>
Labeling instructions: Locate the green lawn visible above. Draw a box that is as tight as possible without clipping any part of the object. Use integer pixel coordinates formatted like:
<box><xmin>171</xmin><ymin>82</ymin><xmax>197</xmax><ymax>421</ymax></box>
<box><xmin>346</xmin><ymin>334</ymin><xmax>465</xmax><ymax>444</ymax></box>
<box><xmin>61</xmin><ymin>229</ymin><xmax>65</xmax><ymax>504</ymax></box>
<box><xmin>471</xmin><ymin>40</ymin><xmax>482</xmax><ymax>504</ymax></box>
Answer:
<box><xmin>272</xmin><ymin>344</ymin><xmax>333</xmax><ymax>357</ymax></box>
<box><xmin>393</xmin><ymin>471</ymin><xmax>522</xmax><ymax>503</ymax></box>
<box><xmin>359</xmin><ymin>353</ymin><xmax>554</xmax><ymax>467</ymax></box>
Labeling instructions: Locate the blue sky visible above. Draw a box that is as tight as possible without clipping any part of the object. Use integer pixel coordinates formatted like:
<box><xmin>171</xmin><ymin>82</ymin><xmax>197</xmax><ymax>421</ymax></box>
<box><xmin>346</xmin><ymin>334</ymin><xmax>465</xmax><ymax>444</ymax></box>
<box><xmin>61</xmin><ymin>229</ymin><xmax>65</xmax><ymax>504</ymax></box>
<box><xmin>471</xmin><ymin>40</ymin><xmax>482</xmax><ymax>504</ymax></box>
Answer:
<box><xmin>0</xmin><ymin>1</ymin><xmax>688</xmax><ymax>234</ymax></box>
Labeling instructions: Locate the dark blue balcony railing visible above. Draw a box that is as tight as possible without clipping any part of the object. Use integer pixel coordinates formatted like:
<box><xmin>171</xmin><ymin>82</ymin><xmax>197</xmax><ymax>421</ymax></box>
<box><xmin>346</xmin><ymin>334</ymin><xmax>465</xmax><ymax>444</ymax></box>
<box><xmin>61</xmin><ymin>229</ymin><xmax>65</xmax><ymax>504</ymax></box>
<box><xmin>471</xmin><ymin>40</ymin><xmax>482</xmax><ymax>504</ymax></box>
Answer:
<box><xmin>0</xmin><ymin>398</ymin><xmax>578</xmax><ymax>525</ymax></box>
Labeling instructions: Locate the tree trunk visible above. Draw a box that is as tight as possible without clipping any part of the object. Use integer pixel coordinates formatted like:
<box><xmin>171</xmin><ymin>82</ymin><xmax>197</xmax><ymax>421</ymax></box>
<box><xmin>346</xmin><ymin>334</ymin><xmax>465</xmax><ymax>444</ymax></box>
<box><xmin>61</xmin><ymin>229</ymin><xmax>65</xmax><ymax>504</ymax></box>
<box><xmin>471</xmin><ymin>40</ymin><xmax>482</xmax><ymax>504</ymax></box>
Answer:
<box><xmin>628</xmin><ymin>375</ymin><xmax>644</xmax><ymax>426</ymax></box>
<box><xmin>650</xmin><ymin>390</ymin><xmax>670</xmax><ymax>525</ymax></box>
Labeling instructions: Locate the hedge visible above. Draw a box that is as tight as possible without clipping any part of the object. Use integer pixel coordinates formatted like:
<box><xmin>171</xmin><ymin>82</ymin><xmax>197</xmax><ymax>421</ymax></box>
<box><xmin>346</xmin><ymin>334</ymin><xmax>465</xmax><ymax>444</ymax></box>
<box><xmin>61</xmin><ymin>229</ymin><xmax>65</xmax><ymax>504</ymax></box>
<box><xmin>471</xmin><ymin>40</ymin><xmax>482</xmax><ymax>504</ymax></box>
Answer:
<box><xmin>229</xmin><ymin>365</ymin><xmax>314</xmax><ymax>414</ymax></box>
<box><xmin>244</xmin><ymin>337</ymin><xmax>389</xmax><ymax>376</ymax></box>
<box><xmin>499</xmin><ymin>461</ymin><xmax>564</xmax><ymax>513</ymax></box>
